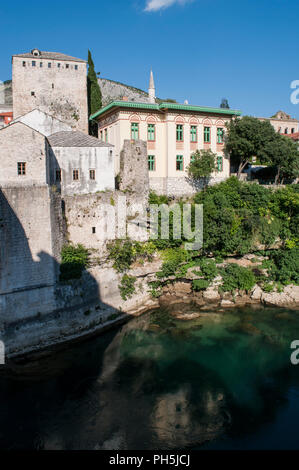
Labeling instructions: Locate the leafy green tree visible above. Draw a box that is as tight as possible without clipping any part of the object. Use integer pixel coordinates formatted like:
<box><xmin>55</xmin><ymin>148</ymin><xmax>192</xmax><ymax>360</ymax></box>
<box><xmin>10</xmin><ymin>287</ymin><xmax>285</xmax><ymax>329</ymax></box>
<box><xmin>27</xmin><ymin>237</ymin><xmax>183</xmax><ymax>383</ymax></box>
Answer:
<box><xmin>87</xmin><ymin>50</ymin><xmax>102</xmax><ymax>137</ymax></box>
<box><xmin>220</xmin><ymin>98</ymin><xmax>230</xmax><ymax>109</ymax></box>
<box><xmin>225</xmin><ymin>116</ymin><xmax>277</xmax><ymax>178</ymax></box>
<box><xmin>187</xmin><ymin>149</ymin><xmax>217</xmax><ymax>186</ymax></box>
<box><xmin>264</xmin><ymin>134</ymin><xmax>299</xmax><ymax>184</ymax></box>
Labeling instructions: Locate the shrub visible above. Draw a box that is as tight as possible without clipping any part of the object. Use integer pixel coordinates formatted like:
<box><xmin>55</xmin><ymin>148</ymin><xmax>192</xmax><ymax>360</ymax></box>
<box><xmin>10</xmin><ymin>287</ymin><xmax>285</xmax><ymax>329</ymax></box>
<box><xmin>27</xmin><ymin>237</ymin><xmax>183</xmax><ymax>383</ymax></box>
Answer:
<box><xmin>198</xmin><ymin>258</ymin><xmax>218</xmax><ymax>281</ymax></box>
<box><xmin>269</xmin><ymin>248</ymin><xmax>299</xmax><ymax>285</ymax></box>
<box><xmin>107</xmin><ymin>240</ymin><xmax>154</xmax><ymax>273</ymax></box>
<box><xmin>192</xmin><ymin>279</ymin><xmax>210</xmax><ymax>291</ymax></box>
<box><xmin>119</xmin><ymin>274</ymin><xmax>136</xmax><ymax>300</ymax></box>
<box><xmin>157</xmin><ymin>248</ymin><xmax>190</xmax><ymax>279</ymax></box>
<box><xmin>60</xmin><ymin>244</ymin><xmax>89</xmax><ymax>281</ymax></box>
<box><xmin>220</xmin><ymin>264</ymin><xmax>256</xmax><ymax>292</ymax></box>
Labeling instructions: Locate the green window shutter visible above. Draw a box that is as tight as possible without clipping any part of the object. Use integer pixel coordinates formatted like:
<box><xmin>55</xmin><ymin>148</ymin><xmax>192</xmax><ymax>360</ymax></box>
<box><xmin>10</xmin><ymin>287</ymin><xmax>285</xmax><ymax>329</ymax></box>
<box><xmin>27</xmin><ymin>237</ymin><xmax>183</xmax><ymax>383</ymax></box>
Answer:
<box><xmin>190</xmin><ymin>126</ymin><xmax>197</xmax><ymax>142</ymax></box>
<box><xmin>148</xmin><ymin>124</ymin><xmax>155</xmax><ymax>141</ymax></box>
<box><xmin>131</xmin><ymin>123</ymin><xmax>139</xmax><ymax>140</ymax></box>
<box><xmin>204</xmin><ymin>126</ymin><xmax>210</xmax><ymax>143</ymax></box>
<box><xmin>217</xmin><ymin>156</ymin><xmax>223</xmax><ymax>172</ymax></box>
<box><xmin>176</xmin><ymin>125</ymin><xmax>183</xmax><ymax>141</ymax></box>
<box><xmin>190</xmin><ymin>154</ymin><xmax>195</xmax><ymax>163</ymax></box>
<box><xmin>176</xmin><ymin>155</ymin><xmax>184</xmax><ymax>171</ymax></box>
<box><xmin>217</xmin><ymin>128</ymin><xmax>224</xmax><ymax>143</ymax></box>
<box><xmin>148</xmin><ymin>155</ymin><xmax>155</xmax><ymax>171</ymax></box>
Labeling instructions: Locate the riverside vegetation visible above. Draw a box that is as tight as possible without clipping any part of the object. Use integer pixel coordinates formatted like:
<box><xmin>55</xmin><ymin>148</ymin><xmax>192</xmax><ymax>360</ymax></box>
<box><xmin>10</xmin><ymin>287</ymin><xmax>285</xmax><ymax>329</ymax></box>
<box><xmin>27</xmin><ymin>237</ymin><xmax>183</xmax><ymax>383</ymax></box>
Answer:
<box><xmin>59</xmin><ymin>177</ymin><xmax>299</xmax><ymax>305</ymax></box>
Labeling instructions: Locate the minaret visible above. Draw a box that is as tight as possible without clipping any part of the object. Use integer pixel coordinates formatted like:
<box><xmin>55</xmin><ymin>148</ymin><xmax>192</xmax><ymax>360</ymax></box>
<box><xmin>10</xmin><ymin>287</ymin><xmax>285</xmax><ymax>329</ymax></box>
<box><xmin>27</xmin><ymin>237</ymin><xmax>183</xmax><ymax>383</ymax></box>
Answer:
<box><xmin>148</xmin><ymin>69</ymin><xmax>156</xmax><ymax>103</ymax></box>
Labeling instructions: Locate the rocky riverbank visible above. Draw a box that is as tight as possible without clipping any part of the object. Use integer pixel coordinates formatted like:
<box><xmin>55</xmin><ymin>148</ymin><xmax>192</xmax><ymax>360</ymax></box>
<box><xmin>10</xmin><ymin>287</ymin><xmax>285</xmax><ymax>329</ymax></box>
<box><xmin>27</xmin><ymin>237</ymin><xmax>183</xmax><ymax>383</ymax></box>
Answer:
<box><xmin>3</xmin><ymin>252</ymin><xmax>298</xmax><ymax>361</ymax></box>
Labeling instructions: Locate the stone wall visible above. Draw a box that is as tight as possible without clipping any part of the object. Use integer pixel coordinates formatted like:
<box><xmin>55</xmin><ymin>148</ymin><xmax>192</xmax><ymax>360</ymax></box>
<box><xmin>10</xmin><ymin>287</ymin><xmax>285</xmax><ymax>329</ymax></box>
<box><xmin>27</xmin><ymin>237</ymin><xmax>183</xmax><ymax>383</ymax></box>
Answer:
<box><xmin>0</xmin><ymin>122</ymin><xmax>48</xmax><ymax>186</ymax></box>
<box><xmin>120</xmin><ymin>139</ymin><xmax>149</xmax><ymax>196</ymax></box>
<box><xmin>0</xmin><ymin>185</ymin><xmax>64</xmax><ymax>323</ymax></box>
<box><xmin>149</xmin><ymin>175</ymin><xmax>228</xmax><ymax>196</ymax></box>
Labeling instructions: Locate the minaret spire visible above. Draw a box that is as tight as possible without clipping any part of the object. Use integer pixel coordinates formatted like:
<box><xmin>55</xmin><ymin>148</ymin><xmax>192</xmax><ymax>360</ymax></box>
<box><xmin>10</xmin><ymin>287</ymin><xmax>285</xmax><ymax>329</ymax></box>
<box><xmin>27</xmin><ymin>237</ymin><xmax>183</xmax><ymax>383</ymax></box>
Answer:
<box><xmin>148</xmin><ymin>69</ymin><xmax>156</xmax><ymax>103</ymax></box>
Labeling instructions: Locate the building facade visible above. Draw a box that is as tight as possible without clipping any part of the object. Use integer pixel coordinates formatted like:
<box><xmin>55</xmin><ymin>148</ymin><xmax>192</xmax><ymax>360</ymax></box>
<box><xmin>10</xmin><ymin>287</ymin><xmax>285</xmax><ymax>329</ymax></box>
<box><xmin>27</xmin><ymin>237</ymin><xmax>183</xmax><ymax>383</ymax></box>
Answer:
<box><xmin>0</xmin><ymin>112</ymin><xmax>115</xmax><ymax>195</ymax></box>
<box><xmin>91</xmin><ymin>100</ymin><xmax>241</xmax><ymax>196</ymax></box>
<box><xmin>258</xmin><ymin>110</ymin><xmax>299</xmax><ymax>135</ymax></box>
<box><xmin>12</xmin><ymin>49</ymin><xmax>88</xmax><ymax>133</ymax></box>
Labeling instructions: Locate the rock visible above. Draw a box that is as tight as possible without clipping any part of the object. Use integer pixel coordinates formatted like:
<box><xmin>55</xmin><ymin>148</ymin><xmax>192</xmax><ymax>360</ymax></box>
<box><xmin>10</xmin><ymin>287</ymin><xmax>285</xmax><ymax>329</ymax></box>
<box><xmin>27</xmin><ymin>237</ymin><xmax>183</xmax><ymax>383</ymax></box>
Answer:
<box><xmin>251</xmin><ymin>285</ymin><xmax>263</xmax><ymax>301</ymax></box>
<box><xmin>173</xmin><ymin>282</ymin><xmax>192</xmax><ymax>295</ymax></box>
<box><xmin>234</xmin><ymin>295</ymin><xmax>251</xmax><ymax>306</ymax></box>
<box><xmin>262</xmin><ymin>291</ymin><xmax>293</xmax><ymax>307</ymax></box>
<box><xmin>220</xmin><ymin>300</ymin><xmax>235</xmax><ymax>307</ymax></box>
<box><xmin>284</xmin><ymin>285</ymin><xmax>299</xmax><ymax>304</ymax></box>
<box><xmin>203</xmin><ymin>287</ymin><xmax>220</xmax><ymax>303</ymax></box>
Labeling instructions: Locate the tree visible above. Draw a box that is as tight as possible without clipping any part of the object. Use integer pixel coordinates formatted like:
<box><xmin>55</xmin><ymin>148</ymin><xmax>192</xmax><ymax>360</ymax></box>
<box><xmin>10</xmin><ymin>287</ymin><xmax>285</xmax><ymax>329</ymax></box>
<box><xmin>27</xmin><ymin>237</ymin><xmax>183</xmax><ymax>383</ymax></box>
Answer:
<box><xmin>225</xmin><ymin>116</ymin><xmax>277</xmax><ymax>178</ymax></box>
<box><xmin>187</xmin><ymin>149</ymin><xmax>217</xmax><ymax>187</ymax></box>
<box><xmin>87</xmin><ymin>50</ymin><xmax>102</xmax><ymax>137</ymax></box>
<box><xmin>264</xmin><ymin>134</ymin><xmax>299</xmax><ymax>184</ymax></box>
<box><xmin>220</xmin><ymin>98</ymin><xmax>230</xmax><ymax>109</ymax></box>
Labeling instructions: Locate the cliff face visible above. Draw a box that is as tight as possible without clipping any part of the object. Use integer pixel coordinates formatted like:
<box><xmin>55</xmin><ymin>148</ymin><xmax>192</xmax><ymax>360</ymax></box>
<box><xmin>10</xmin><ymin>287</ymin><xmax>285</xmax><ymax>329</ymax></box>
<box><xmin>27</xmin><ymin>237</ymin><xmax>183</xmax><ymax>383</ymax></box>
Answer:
<box><xmin>99</xmin><ymin>77</ymin><xmax>152</xmax><ymax>106</ymax></box>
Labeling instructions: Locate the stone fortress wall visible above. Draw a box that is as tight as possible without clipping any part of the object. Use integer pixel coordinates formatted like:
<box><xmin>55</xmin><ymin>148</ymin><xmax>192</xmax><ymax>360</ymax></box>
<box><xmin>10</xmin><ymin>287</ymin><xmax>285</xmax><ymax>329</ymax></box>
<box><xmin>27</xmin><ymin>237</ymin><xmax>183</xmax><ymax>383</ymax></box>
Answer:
<box><xmin>12</xmin><ymin>53</ymin><xmax>88</xmax><ymax>133</ymax></box>
<box><xmin>0</xmin><ymin>140</ymin><xmax>154</xmax><ymax>358</ymax></box>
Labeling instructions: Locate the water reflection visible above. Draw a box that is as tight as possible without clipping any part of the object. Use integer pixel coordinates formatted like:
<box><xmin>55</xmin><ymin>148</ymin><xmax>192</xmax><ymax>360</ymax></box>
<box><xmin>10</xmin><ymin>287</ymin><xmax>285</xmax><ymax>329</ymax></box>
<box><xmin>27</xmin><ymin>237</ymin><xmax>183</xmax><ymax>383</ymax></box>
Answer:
<box><xmin>0</xmin><ymin>307</ymin><xmax>299</xmax><ymax>449</ymax></box>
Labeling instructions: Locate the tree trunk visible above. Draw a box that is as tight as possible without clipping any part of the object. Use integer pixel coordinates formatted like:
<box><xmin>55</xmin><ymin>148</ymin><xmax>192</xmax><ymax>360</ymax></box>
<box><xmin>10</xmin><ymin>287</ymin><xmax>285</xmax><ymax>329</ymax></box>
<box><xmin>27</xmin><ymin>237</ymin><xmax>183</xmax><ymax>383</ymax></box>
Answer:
<box><xmin>275</xmin><ymin>167</ymin><xmax>280</xmax><ymax>185</ymax></box>
<box><xmin>237</xmin><ymin>160</ymin><xmax>249</xmax><ymax>179</ymax></box>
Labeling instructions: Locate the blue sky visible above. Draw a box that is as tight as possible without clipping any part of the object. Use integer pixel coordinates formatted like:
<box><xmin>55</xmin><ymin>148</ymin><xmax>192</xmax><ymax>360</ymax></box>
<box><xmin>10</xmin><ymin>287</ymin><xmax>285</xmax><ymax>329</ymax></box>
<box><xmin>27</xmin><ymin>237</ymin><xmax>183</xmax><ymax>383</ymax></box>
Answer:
<box><xmin>1</xmin><ymin>0</ymin><xmax>299</xmax><ymax>119</ymax></box>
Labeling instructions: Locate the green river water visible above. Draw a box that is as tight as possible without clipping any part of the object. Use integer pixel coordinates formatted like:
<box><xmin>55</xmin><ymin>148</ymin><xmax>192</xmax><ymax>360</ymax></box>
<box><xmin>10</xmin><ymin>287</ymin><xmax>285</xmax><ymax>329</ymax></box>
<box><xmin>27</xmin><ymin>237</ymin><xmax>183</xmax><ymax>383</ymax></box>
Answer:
<box><xmin>1</xmin><ymin>305</ymin><xmax>299</xmax><ymax>450</ymax></box>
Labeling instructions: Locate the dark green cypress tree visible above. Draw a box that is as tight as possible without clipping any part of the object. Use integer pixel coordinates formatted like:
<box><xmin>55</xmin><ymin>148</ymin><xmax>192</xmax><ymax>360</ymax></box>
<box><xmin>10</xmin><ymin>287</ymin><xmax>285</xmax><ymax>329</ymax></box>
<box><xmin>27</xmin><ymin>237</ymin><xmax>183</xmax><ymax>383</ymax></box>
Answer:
<box><xmin>87</xmin><ymin>50</ymin><xmax>102</xmax><ymax>137</ymax></box>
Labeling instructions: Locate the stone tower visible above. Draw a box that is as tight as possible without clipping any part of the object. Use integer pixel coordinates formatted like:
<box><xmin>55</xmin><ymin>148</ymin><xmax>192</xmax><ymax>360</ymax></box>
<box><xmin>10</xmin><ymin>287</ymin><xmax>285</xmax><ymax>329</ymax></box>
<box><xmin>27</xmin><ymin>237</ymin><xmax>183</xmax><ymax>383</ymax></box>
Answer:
<box><xmin>148</xmin><ymin>69</ymin><xmax>156</xmax><ymax>104</ymax></box>
<box><xmin>12</xmin><ymin>49</ymin><xmax>88</xmax><ymax>133</ymax></box>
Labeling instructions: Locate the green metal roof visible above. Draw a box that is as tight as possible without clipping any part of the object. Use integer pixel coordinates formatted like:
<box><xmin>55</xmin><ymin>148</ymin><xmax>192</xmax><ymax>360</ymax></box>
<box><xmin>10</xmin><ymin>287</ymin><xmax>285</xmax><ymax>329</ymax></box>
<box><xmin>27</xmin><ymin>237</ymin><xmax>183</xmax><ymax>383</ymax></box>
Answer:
<box><xmin>89</xmin><ymin>100</ymin><xmax>241</xmax><ymax>120</ymax></box>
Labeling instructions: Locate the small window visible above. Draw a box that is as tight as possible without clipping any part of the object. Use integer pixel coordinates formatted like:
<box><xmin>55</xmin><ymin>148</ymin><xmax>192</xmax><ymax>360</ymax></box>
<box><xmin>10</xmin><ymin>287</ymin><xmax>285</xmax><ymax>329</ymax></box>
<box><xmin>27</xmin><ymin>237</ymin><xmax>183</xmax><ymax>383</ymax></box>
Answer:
<box><xmin>66</xmin><ymin>64</ymin><xmax>69</xmax><ymax>69</ymax></box>
<box><xmin>31</xmin><ymin>91</ymin><xmax>35</xmax><ymax>96</ymax></box>
<box><xmin>17</xmin><ymin>162</ymin><xmax>26</xmax><ymax>175</ymax></box>
<box><xmin>57</xmin><ymin>63</ymin><xmax>61</xmax><ymax>68</ymax></box>
<box><xmin>48</xmin><ymin>62</ymin><xmax>51</xmax><ymax>68</ymax></box>
<box><xmin>204</xmin><ymin>126</ymin><xmax>210</xmax><ymax>143</ymax></box>
<box><xmin>147</xmin><ymin>124</ymin><xmax>155</xmax><ymax>141</ymax></box>
<box><xmin>92</xmin><ymin>227</ymin><xmax>96</xmax><ymax>234</ymax></box>
<box><xmin>217</xmin><ymin>156</ymin><xmax>223</xmax><ymax>172</ymax></box>
<box><xmin>148</xmin><ymin>155</ymin><xmax>155</xmax><ymax>171</ymax></box>
<box><xmin>285</xmin><ymin>128</ymin><xmax>288</xmax><ymax>134</ymax></box>
<box><xmin>89</xmin><ymin>169</ymin><xmax>96</xmax><ymax>180</ymax></box>
<box><xmin>22</xmin><ymin>61</ymin><xmax>26</xmax><ymax>67</ymax></box>
<box><xmin>75</xmin><ymin>65</ymin><xmax>78</xmax><ymax>70</ymax></box>
<box><xmin>73</xmin><ymin>169</ymin><xmax>79</xmax><ymax>181</ymax></box>
<box><xmin>190</xmin><ymin>126</ymin><xmax>197</xmax><ymax>142</ymax></box>
<box><xmin>105</xmin><ymin>128</ymin><xmax>108</xmax><ymax>143</ymax></box>
<box><xmin>55</xmin><ymin>169</ymin><xmax>61</xmax><ymax>181</ymax></box>
<box><xmin>52</xmin><ymin>83</ymin><xmax>54</xmax><ymax>89</ymax></box>
<box><xmin>40</xmin><ymin>62</ymin><xmax>43</xmax><ymax>68</ymax></box>
<box><xmin>131</xmin><ymin>123</ymin><xmax>139</xmax><ymax>140</ymax></box>
<box><xmin>100</xmin><ymin>130</ymin><xmax>103</xmax><ymax>141</ymax></box>
<box><xmin>176</xmin><ymin>155</ymin><xmax>183</xmax><ymax>171</ymax></box>
<box><xmin>32</xmin><ymin>61</ymin><xmax>36</xmax><ymax>67</ymax></box>
<box><xmin>291</xmin><ymin>128</ymin><xmax>295</xmax><ymax>134</ymax></box>
<box><xmin>176</xmin><ymin>124</ymin><xmax>183</xmax><ymax>141</ymax></box>
<box><xmin>110</xmin><ymin>149</ymin><xmax>113</xmax><ymax>157</ymax></box>
<box><xmin>217</xmin><ymin>128</ymin><xmax>224</xmax><ymax>144</ymax></box>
